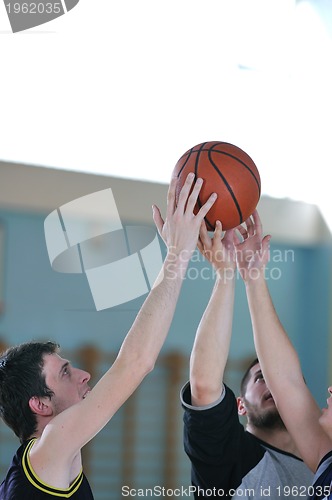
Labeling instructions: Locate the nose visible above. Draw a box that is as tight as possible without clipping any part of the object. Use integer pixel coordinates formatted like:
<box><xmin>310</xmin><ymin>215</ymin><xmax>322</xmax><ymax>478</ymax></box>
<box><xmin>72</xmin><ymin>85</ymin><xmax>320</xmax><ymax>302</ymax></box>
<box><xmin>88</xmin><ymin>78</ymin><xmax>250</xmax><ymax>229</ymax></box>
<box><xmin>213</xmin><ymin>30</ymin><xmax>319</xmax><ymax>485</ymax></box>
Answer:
<box><xmin>76</xmin><ymin>368</ymin><xmax>91</xmax><ymax>384</ymax></box>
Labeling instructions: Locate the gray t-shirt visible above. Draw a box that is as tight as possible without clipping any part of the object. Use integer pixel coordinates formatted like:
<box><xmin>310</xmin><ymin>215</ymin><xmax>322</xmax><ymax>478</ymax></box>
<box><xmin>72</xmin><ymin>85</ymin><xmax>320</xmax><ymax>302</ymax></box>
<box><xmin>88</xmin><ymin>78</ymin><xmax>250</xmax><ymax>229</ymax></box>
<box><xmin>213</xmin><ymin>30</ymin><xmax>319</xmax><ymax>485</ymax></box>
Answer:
<box><xmin>234</xmin><ymin>445</ymin><xmax>313</xmax><ymax>499</ymax></box>
<box><xmin>181</xmin><ymin>382</ymin><xmax>313</xmax><ymax>499</ymax></box>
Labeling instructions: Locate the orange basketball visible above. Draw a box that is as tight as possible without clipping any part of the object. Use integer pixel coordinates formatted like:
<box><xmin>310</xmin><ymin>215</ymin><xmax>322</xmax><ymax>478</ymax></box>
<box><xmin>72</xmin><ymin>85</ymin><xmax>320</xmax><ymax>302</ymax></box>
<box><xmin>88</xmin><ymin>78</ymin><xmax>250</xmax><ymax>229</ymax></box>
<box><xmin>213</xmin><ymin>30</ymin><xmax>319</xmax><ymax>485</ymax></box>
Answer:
<box><xmin>173</xmin><ymin>141</ymin><xmax>261</xmax><ymax>230</ymax></box>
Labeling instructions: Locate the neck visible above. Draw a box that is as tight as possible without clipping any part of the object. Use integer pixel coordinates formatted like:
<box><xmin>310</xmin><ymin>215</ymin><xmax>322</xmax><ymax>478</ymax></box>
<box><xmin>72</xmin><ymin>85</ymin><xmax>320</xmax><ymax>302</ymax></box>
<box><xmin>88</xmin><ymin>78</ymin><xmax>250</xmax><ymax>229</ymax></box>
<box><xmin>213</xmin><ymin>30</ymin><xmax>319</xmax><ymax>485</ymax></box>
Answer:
<box><xmin>246</xmin><ymin>423</ymin><xmax>301</xmax><ymax>457</ymax></box>
<box><xmin>28</xmin><ymin>415</ymin><xmax>53</xmax><ymax>441</ymax></box>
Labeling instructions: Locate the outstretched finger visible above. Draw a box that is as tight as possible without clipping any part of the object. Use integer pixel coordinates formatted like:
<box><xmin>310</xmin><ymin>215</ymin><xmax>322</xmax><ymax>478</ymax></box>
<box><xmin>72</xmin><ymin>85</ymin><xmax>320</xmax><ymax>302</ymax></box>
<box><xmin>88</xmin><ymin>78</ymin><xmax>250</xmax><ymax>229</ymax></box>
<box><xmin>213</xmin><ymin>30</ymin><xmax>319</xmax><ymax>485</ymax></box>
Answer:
<box><xmin>197</xmin><ymin>224</ymin><xmax>208</xmax><ymax>256</ymax></box>
<box><xmin>165</xmin><ymin>176</ymin><xmax>178</xmax><ymax>219</ymax></box>
<box><xmin>196</xmin><ymin>192</ymin><xmax>217</xmax><ymax>221</ymax></box>
<box><xmin>214</xmin><ymin>220</ymin><xmax>223</xmax><ymax>241</ymax></box>
<box><xmin>177</xmin><ymin>173</ymin><xmax>195</xmax><ymax>213</ymax></box>
<box><xmin>233</xmin><ymin>229</ymin><xmax>241</xmax><ymax>247</ymax></box>
<box><xmin>199</xmin><ymin>220</ymin><xmax>210</xmax><ymax>249</ymax></box>
<box><xmin>223</xmin><ymin>227</ymin><xmax>235</xmax><ymax>246</ymax></box>
<box><xmin>197</xmin><ymin>236</ymin><xmax>204</xmax><ymax>255</ymax></box>
<box><xmin>152</xmin><ymin>205</ymin><xmax>164</xmax><ymax>236</ymax></box>
<box><xmin>246</xmin><ymin>215</ymin><xmax>255</xmax><ymax>236</ymax></box>
<box><xmin>185</xmin><ymin>177</ymin><xmax>204</xmax><ymax>213</ymax></box>
<box><xmin>261</xmin><ymin>234</ymin><xmax>272</xmax><ymax>262</ymax></box>
<box><xmin>252</xmin><ymin>209</ymin><xmax>263</xmax><ymax>239</ymax></box>
<box><xmin>234</xmin><ymin>224</ymin><xmax>247</xmax><ymax>241</ymax></box>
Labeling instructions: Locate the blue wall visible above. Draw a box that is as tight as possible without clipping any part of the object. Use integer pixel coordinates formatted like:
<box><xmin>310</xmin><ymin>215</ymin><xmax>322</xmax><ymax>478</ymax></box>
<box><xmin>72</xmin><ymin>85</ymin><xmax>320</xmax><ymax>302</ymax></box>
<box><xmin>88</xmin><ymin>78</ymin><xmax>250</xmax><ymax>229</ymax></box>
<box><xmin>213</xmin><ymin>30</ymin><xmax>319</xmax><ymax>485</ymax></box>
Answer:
<box><xmin>0</xmin><ymin>208</ymin><xmax>330</xmax><ymax>408</ymax></box>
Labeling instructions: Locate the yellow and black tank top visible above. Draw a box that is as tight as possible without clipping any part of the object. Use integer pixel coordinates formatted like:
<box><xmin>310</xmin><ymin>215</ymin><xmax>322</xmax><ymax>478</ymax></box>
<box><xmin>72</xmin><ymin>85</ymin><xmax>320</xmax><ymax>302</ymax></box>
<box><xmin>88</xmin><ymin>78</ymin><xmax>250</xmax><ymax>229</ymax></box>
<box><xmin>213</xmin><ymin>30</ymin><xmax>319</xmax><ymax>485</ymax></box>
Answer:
<box><xmin>0</xmin><ymin>439</ymin><xmax>94</xmax><ymax>499</ymax></box>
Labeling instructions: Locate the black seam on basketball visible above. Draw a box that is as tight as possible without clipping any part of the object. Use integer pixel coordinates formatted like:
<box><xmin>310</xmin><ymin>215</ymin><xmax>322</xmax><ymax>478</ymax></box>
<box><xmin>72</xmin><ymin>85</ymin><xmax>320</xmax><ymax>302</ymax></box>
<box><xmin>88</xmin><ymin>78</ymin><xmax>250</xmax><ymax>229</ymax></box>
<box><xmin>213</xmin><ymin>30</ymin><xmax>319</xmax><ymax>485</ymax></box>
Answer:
<box><xmin>177</xmin><ymin>147</ymin><xmax>194</xmax><ymax>178</ymax></box>
<box><xmin>204</xmin><ymin>215</ymin><xmax>214</xmax><ymax>230</ymax></box>
<box><xmin>208</xmin><ymin>149</ymin><xmax>243</xmax><ymax>224</ymax></box>
<box><xmin>178</xmin><ymin>142</ymin><xmax>229</xmax><ymax>161</ymax></box>
<box><xmin>195</xmin><ymin>142</ymin><xmax>207</xmax><ymax>212</ymax></box>
<box><xmin>179</xmin><ymin>143</ymin><xmax>260</xmax><ymax>195</ymax></box>
<box><xmin>212</xmin><ymin>150</ymin><xmax>260</xmax><ymax>193</ymax></box>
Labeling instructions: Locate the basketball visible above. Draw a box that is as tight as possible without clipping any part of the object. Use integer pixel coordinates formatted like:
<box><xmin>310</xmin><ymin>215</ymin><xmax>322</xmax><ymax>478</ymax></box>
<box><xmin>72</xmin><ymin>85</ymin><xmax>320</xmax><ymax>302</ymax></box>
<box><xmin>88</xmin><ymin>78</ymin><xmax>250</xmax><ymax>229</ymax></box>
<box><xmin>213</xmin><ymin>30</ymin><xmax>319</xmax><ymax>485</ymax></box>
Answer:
<box><xmin>172</xmin><ymin>141</ymin><xmax>261</xmax><ymax>230</ymax></box>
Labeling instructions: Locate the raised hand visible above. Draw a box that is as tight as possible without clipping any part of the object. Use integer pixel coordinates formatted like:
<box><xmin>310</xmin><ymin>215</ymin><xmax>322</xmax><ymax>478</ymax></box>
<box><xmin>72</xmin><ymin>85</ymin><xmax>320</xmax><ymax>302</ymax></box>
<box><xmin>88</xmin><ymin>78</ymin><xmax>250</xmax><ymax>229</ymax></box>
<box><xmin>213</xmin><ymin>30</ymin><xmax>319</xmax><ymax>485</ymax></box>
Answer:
<box><xmin>234</xmin><ymin>210</ymin><xmax>271</xmax><ymax>281</ymax></box>
<box><xmin>197</xmin><ymin>220</ymin><xmax>236</xmax><ymax>277</ymax></box>
<box><xmin>153</xmin><ymin>173</ymin><xmax>217</xmax><ymax>265</ymax></box>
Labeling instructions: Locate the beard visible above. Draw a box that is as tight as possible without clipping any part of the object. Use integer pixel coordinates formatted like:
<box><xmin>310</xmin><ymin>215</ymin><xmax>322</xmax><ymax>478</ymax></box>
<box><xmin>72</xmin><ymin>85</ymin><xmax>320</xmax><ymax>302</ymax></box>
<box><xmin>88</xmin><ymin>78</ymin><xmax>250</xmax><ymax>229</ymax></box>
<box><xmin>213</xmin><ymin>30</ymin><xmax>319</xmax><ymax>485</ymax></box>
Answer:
<box><xmin>244</xmin><ymin>398</ymin><xmax>286</xmax><ymax>430</ymax></box>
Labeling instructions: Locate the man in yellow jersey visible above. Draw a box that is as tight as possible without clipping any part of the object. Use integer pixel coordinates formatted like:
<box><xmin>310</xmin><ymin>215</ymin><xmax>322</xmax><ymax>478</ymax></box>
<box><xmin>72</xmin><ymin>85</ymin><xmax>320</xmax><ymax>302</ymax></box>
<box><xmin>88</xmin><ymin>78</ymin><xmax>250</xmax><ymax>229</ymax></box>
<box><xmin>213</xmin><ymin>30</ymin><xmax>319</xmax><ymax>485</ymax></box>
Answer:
<box><xmin>0</xmin><ymin>173</ymin><xmax>217</xmax><ymax>499</ymax></box>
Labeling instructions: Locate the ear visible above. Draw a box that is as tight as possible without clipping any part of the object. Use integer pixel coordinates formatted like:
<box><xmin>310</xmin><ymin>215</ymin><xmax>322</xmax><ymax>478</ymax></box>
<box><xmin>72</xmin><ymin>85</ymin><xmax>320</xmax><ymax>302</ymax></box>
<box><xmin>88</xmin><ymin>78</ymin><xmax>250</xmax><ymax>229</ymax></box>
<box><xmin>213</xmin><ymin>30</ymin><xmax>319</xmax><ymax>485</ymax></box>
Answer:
<box><xmin>237</xmin><ymin>396</ymin><xmax>247</xmax><ymax>416</ymax></box>
<box><xmin>29</xmin><ymin>396</ymin><xmax>53</xmax><ymax>417</ymax></box>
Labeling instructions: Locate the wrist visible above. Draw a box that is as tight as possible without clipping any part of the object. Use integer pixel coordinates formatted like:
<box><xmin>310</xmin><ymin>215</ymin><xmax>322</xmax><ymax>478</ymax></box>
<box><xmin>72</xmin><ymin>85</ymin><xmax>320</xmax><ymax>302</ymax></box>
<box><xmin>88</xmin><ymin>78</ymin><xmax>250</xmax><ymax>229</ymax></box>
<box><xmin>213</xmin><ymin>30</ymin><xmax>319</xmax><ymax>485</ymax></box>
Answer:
<box><xmin>166</xmin><ymin>245</ymin><xmax>194</xmax><ymax>262</ymax></box>
<box><xmin>215</xmin><ymin>264</ymin><xmax>236</xmax><ymax>283</ymax></box>
<box><xmin>244</xmin><ymin>269</ymin><xmax>267</xmax><ymax>288</ymax></box>
<box><xmin>163</xmin><ymin>249</ymin><xmax>191</xmax><ymax>280</ymax></box>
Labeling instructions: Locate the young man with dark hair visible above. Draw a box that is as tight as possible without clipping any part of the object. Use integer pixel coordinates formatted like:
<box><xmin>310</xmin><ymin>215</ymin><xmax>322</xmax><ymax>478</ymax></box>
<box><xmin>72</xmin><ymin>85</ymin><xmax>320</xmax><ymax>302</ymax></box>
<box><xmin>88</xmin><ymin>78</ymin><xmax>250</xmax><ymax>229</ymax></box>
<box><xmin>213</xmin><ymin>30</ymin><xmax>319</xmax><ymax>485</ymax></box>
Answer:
<box><xmin>0</xmin><ymin>174</ymin><xmax>217</xmax><ymax>499</ymax></box>
<box><xmin>181</xmin><ymin>219</ymin><xmax>313</xmax><ymax>499</ymax></box>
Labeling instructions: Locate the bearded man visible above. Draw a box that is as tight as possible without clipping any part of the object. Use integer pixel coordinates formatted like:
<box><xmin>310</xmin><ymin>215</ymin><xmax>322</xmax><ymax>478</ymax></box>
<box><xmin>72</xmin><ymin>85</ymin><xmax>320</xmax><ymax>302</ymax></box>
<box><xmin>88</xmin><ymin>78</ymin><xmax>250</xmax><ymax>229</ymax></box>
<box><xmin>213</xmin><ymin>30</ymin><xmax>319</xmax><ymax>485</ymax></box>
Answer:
<box><xmin>181</xmin><ymin>218</ymin><xmax>313</xmax><ymax>499</ymax></box>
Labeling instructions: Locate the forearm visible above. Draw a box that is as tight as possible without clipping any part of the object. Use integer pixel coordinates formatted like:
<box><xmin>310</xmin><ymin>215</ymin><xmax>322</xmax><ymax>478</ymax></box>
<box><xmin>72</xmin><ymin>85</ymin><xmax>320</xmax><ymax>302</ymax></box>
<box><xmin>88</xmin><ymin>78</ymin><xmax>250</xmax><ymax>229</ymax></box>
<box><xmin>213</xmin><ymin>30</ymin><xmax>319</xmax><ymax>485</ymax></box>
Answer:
<box><xmin>54</xmin><ymin>254</ymin><xmax>188</xmax><ymax>455</ymax></box>
<box><xmin>117</xmin><ymin>251</ymin><xmax>188</xmax><ymax>376</ymax></box>
<box><xmin>245</xmin><ymin>272</ymin><xmax>332</xmax><ymax>471</ymax></box>
<box><xmin>233</xmin><ymin>213</ymin><xmax>332</xmax><ymax>471</ymax></box>
<box><xmin>190</xmin><ymin>271</ymin><xmax>235</xmax><ymax>405</ymax></box>
<box><xmin>245</xmin><ymin>274</ymin><xmax>302</xmax><ymax>391</ymax></box>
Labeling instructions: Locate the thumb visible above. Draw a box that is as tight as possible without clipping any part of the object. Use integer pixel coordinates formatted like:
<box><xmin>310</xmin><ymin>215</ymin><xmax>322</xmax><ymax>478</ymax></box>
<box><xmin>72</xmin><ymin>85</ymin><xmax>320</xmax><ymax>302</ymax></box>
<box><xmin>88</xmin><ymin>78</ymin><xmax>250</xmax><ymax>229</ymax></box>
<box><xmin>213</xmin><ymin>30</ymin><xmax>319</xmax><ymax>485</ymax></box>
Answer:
<box><xmin>152</xmin><ymin>205</ymin><xmax>164</xmax><ymax>236</ymax></box>
<box><xmin>261</xmin><ymin>235</ymin><xmax>271</xmax><ymax>262</ymax></box>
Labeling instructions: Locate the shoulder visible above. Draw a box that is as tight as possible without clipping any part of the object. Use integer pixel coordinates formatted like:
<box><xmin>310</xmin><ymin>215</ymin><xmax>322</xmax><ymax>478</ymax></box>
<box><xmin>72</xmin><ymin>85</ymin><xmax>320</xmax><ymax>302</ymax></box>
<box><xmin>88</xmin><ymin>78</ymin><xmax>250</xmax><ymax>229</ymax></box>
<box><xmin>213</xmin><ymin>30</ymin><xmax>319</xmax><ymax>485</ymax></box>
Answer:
<box><xmin>0</xmin><ymin>439</ymin><xmax>93</xmax><ymax>498</ymax></box>
<box><xmin>0</xmin><ymin>440</ymin><xmax>36</xmax><ymax>496</ymax></box>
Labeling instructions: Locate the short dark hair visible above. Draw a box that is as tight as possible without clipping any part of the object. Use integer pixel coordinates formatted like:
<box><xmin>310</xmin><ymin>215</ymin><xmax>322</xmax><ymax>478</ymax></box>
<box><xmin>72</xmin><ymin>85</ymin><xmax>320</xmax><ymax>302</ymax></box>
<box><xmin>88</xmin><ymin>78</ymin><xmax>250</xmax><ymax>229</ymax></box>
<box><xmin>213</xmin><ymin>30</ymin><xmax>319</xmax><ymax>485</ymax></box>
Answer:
<box><xmin>0</xmin><ymin>341</ymin><xmax>59</xmax><ymax>443</ymax></box>
<box><xmin>240</xmin><ymin>357</ymin><xmax>259</xmax><ymax>397</ymax></box>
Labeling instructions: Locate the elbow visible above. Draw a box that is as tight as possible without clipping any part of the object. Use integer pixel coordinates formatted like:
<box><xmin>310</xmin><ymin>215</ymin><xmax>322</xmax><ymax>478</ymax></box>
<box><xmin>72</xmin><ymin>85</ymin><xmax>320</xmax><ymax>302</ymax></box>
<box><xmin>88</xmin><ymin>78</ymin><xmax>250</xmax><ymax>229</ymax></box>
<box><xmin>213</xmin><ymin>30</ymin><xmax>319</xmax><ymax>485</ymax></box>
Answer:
<box><xmin>143</xmin><ymin>358</ymin><xmax>155</xmax><ymax>375</ymax></box>
<box><xmin>117</xmin><ymin>351</ymin><xmax>156</xmax><ymax>382</ymax></box>
<box><xmin>135</xmin><ymin>356</ymin><xmax>155</xmax><ymax>379</ymax></box>
<box><xmin>190</xmin><ymin>377</ymin><xmax>223</xmax><ymax>405</ymax></box>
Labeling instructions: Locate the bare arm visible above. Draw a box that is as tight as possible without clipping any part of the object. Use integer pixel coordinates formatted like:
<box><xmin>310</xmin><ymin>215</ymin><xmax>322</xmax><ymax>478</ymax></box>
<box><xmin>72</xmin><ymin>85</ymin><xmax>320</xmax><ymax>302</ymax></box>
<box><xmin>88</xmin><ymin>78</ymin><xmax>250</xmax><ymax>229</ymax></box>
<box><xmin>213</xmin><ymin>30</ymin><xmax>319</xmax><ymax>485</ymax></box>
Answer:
<box><xmin>41</xmin><ymin>174</ymin><xmax>218</xmax><ymax>457</ymax></box>
<box><xmin>235</xmin><ymin>210</ymin><xmax>332</xmax><ymax>472</ymax></box>
<box><xmin>189</xmin><ymin>221</ymin><xmax>236</xmax><ymax>406</ymax></box>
